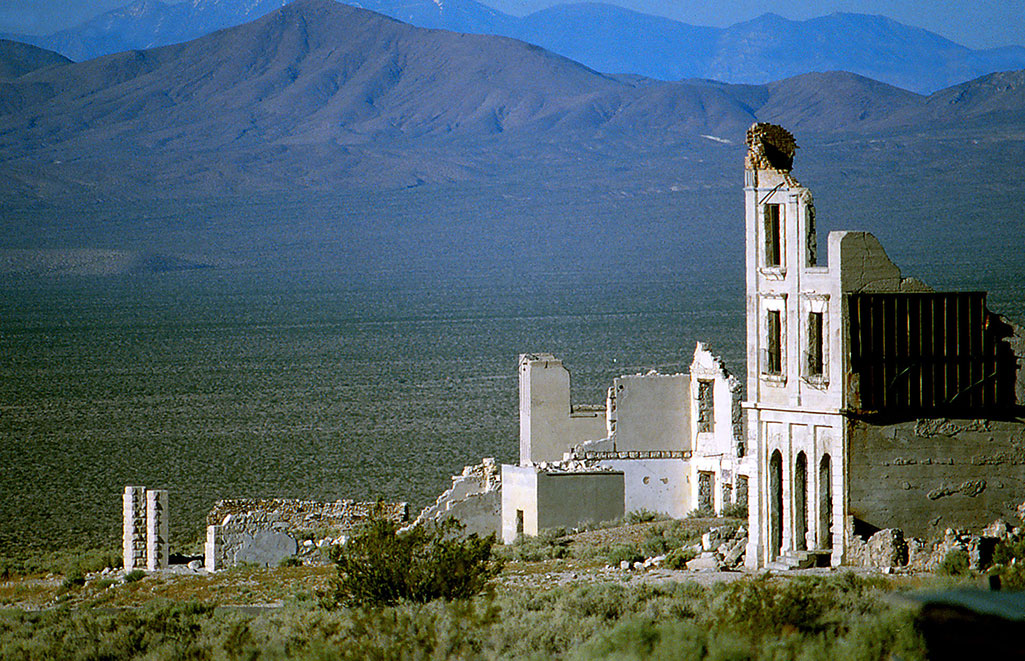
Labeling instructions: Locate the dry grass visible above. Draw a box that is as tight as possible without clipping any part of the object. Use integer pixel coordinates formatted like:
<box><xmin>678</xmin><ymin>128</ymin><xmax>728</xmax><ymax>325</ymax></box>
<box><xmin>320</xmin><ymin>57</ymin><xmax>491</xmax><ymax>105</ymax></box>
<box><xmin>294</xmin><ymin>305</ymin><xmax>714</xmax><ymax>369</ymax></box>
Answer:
<box><xmin>0</xmin><ymin>565</ymin><xmax>335</xmax><ymax>610</ymax></box>
<box><xmin>564</xmin><ymin>516</ymin><xmax>733</xmax><ymax>550</ymax></box>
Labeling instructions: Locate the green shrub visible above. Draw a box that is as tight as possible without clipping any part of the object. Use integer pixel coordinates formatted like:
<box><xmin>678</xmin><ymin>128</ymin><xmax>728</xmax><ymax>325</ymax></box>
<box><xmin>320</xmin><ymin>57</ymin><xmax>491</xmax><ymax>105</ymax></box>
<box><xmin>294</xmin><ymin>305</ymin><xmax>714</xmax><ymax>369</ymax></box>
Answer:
<box><xmin>720</xmin><ymin>501</ymin><xmax>748</xmax><ymax>519</ymax></box>
<box><xmin>331</xmin><ymin>517</ymin><xmax>502</xmax><ymax>607</ymax></box>
<box><xmin>499</xmin><ymin>530</ymin><xmax>570</xmax><ymax>562</ymax></box>
<box><xmin>638</xmin><ymin>520</ymin><xmax>701</xmax><ymax>559</ymax></box>
<box><xmin>991</xmin><ymin>534</ymin><xmax>1025</xmax><ymax>567</ymax></box>
<box><xmin>937</xmin><ymin>549</ymin><xmax>971</xmax><ymax>576</ymax></box>
<box><xmin>686</xmin><ymin>506</ymin><xmax>715</xmax><ymax>519</ymax></box>
<box><xmin>664</xmin><ymin>547</ymin><xmax>698</xmax><ymax>570</ymax></box>
<box><xmin>0</xmin><ymin>547</ymin><xmax>121</xmax><ymax>579</ymax></box>
<box><xmin>571</xmin><ymin>617</ymin><xmax>709</xmax><ymax>661</ymax></box>
<box><xmin>60</xmin><ymin>568</ymin><xmax>85</xmax><ymax>590</ymax></box>
<box><xmin>985</xmin><ymin>535</ymin><xmax>1025</xmax><ymax>588</ymax></box>
<box><xmin>993</xmin><ymin>562</ymin><xmax>1025</xmax><ymax>590</ymax></box>
<box><xmin>706</xmin><ymin>575</ymin><xmax>838</xmax><ymax>637</ymax></box>
<box><xmin>124</xmin><ymin>569</ymin><xmax>146</xmax><ymax>583</ymax></box>
<box><xmin>626</xmin><ymin>509</ymin><xmax>663</xmax><ymax>524</ymax></box>
<box><xmin>606</xmin><ymin>543</ymin><xmax>643</xmax><ymax>567</ymax></box>
<box><xmin>278</xmin><ymin>555</ymin><xmax>302</xmax><ymax>568</ymax></box>
<box><xmin>0</xmin><ymin>574</ymin><xmax>925</xmax><ymax>660</ymax></box>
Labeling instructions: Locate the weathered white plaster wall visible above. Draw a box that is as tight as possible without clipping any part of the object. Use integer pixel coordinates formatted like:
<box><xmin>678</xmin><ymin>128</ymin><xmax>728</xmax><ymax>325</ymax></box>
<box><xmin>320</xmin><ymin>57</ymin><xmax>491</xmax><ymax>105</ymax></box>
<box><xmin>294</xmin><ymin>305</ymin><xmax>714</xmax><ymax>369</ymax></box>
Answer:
<box><xmin>519</xmin><ymin>354</ymin><xmax>607</xmax><ymax>464</ymax></box>
<box><xmin>414</xmin><ymin>459</ymin><xmax>502</xmax><ymax>537</ymax></box>
<box><xmin>599</xmin><ymin>458</ymin><xmax>690</xmax><ymax>518</ymax></box>
<box><xmin>501</xmin><ymin>464</ymin><xmax>624</xmax><ymax>543</ymax></box>
<box><xmin>690</xmin><ymin>343</ymin><xmax>741</xmax><ymax>458</ymax></box>
<box><xmin>609</xmin><ymin>372</ymin><xmax>690</xmax><ymax>452</ymax></box>
<box><xmin>744</xmin><ymin>128</ymin><xmax>848</xmax><ymax>567</ymax></box>
<box><xmin>501</xmin><ymin>465</ymin><xmax>539</xmax><ymax>543</ymax></box>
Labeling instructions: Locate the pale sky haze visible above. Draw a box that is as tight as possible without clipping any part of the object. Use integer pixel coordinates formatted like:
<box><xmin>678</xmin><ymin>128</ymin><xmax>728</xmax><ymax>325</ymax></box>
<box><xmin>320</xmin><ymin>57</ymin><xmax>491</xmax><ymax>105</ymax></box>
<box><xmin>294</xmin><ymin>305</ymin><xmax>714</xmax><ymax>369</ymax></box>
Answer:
<box><xmin>1</xmin><ymin>0</ymin><xmax>1022</xmax><ymax>50</ymax></box>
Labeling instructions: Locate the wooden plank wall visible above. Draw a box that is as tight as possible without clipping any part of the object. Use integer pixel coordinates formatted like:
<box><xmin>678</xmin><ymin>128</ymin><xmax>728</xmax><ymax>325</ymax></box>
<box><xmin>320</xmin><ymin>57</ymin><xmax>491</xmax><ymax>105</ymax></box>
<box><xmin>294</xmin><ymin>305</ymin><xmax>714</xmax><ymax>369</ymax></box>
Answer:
<box><xmin>848</xmin><ymin>292</ymin><xmax>1013</xmax><ymax>414</ymax></box>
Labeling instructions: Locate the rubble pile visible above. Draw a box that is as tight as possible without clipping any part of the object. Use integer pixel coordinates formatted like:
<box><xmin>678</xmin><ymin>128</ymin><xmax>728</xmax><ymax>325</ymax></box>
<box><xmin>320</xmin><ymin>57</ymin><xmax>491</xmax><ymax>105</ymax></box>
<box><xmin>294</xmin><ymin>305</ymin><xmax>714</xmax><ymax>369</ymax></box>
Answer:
<box><xmin>849</xmin><ymin>502</ymin><xmax>1025</xmax><ymax>573</ymax></box>
<box><xmin>685</xmin><ymin>524</ymin><xmax>748</xmax><ymax>572</ymax></box>
<box><xmin>615</xmin><ymin>524</ymin><xmax>749</xmax><ymax>573</ymax></box>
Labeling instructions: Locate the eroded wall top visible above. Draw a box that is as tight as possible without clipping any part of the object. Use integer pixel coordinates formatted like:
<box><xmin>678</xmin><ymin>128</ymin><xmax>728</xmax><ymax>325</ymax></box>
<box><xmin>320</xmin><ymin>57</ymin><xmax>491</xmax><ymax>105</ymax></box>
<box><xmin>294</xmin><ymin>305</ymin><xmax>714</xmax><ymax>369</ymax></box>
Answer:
<box><xmin>746</xmin><ymin>123</ymin><xmax>797</xmax><ymax>173</ymax></box>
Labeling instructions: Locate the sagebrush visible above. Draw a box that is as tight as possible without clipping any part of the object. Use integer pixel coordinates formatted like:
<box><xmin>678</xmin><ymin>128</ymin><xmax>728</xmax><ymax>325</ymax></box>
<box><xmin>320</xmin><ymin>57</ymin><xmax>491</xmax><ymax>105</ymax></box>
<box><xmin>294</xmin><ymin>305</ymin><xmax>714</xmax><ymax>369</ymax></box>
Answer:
<box><xmin>330</xmin><ymin>517</ymin><xmax>502</xmax><ymax>607</ymax></box>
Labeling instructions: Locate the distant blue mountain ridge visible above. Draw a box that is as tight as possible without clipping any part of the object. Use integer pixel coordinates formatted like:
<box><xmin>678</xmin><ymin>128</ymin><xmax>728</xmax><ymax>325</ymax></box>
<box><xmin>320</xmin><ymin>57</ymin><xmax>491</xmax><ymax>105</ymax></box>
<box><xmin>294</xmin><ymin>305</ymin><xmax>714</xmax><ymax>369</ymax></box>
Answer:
<box><xmin>2</xmin><ymin>0</ymin><xmax>1023</xmax><ymax>94</ymax></box>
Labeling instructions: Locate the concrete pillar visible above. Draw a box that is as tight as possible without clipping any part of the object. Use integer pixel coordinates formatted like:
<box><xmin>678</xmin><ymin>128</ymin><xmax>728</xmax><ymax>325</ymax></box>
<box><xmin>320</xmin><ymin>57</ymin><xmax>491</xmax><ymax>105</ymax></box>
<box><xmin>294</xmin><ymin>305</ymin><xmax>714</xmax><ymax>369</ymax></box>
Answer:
<box><xmin>123</xmin><ymin>486</ymin><xmax>147</xmax><ymax>571</ymax></box>
<box><xmin>146</xmin><ymin>489</ymin><xmax>169</xmax><ymax>571</ymax></box>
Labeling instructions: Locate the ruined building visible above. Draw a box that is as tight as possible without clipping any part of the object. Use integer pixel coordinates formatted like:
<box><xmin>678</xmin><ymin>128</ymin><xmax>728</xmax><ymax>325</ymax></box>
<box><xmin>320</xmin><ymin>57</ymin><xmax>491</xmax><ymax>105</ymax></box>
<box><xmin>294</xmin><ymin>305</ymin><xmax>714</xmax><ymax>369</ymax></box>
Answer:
<box><xmin>501</xmin><ymin>343</ymin><xmax>751</xmax><ymax>543</ymax></box>
<box><xmin>490</xmin><ymin>123</ymin><xmax>1025</xmax><ymax>569</ymax></box>
<box><xmin>742</xmin><ymin>123</ymin><xmax>1025</xmax><ymax>569</ymax></box>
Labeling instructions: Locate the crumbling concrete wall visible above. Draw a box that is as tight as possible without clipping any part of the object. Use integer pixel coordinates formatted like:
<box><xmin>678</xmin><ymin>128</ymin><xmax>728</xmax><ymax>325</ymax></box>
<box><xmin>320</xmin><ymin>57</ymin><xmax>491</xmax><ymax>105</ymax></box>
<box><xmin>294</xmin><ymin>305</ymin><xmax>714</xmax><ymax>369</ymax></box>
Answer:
<box><xmin>519</xmin><ymin>353</ymin><xmax>607</xmax><ymax>464</ymax></box>
<box><xmin>1003</xmin><ymin>315</ymin><xmax>1025</xmax><ymax>405</ymax></box>
<box><xmin>204</xmin><ymin>499</ymin><xmax>408</xmax><ymax>571</ymax></box>
<box><xmin>206</xmin><ymin>499</ymin><xmax>407</xmax><ymax>531</ymax></box>
<box><xmin>608</xmin><ymin>372</ymin><xmax>690</xmax><ymax>452</ymax></box>
<box><xmin>413</xmin><ymin>458</ymin><xmax>501</xmax><ymax>537</ymax></box>
<box><xmin>205</xmin><ymin>513</ymin><xmax>298</xmax><ymax>570</ymax></box>
<box><xmin>848</xmin><ymin>417</ymin><xmax>1025</xmax><ymax>539</ymax></box>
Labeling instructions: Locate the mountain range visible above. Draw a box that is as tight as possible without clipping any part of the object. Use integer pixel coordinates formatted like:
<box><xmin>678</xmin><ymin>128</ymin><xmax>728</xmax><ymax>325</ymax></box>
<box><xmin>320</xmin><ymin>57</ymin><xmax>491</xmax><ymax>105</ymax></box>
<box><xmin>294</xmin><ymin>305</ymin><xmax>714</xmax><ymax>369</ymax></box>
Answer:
<box><xmin>2</xmin><ymin>1</ymin><xmax>1023</xmax><ymax>193</ymax></box>
<box><xmin>1</xmin><ymin>0</ymin><xmax>1023</xmax><ymax>293</ymax></box>
<box><xmin>3</xmin><ymin>0</ymin><xmax>1025</xmax><ymax>94</ymax></box>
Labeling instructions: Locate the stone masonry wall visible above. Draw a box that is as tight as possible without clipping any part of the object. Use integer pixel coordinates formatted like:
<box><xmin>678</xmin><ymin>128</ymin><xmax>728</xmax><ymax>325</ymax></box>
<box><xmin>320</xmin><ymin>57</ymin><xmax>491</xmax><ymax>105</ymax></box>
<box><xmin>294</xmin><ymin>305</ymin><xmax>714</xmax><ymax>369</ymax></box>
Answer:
<box><xmin>205</xmin><ymin>499</ymin><xmax>408</xmax><ymax>571</ymax></box>
<box><xmin>122</xmin><ymin>486</ymin><xmax>147</xmax><ymax>572</ymax></box>
<box><xmin>146</xmin><ymin>489</ymin><xmax>168</xmax><ymax>571</ymax></box>
<box><xmin>122</xmin><ymin>485</ymin><xmax>168</xmax><ymax>572</ymax></box>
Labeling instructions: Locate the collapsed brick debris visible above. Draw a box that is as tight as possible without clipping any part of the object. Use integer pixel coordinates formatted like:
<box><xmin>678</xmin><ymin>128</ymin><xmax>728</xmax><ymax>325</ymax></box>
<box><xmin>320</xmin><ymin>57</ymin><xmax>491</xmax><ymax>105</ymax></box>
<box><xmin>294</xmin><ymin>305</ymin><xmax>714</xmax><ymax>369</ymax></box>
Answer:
<box><xmin>616</xmin><ymin>524</ymin><xmax>749</xmax><ymax>573</ymax></box>
<box><xmin>745</xmin><ymin>122</ymin><xmax>797</xmax><ymax>172</ymax></box>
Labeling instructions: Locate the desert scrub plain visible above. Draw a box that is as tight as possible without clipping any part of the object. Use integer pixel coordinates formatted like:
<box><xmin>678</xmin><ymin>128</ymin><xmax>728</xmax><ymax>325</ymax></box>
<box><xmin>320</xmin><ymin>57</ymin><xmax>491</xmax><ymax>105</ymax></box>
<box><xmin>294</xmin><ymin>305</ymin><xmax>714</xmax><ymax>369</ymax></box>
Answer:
<box><xmin>5</xmin><ymin>516</ymin><xmax>1011</xmax><ymax>660</ymax></box>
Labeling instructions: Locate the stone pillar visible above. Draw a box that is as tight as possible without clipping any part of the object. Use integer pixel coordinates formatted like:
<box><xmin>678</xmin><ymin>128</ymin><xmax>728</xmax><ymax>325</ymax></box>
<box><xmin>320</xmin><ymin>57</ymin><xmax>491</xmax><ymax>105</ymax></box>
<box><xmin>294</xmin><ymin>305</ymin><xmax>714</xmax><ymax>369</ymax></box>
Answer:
<box><xmin>146</xmin><ymin>489</ymin><xmax>169</xmax><ymax>571</ymax></box>
<box><xmin>204</xmin><ymin>525</ymin><xmax>220</xmax><ymax>572</ymax></box>
<box><xmin>123</xmin><ymin>486</ymin><xmax>147</xmax><ymax>571</ymax></box>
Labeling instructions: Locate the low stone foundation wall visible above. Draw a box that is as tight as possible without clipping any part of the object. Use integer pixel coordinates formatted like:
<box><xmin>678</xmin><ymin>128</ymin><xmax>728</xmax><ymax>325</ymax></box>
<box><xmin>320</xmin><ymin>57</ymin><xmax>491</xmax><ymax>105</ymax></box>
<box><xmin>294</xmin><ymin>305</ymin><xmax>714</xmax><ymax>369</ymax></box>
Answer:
<box><xmin>205</xmin><ymin>499</ymin><xmax>407</xmax><ymax>571</ymax></box>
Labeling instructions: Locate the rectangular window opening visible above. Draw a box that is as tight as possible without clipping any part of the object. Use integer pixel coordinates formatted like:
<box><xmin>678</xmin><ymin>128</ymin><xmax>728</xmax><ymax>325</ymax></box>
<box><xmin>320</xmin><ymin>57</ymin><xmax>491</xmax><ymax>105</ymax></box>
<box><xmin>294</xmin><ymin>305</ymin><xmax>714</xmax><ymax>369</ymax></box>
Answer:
<box><xmin>515</xmin><ymin>509</ymin><xmax>524</xmax><ymax>536</ymax></box>
<box><xmin>808</xmin><ymin>311</ymin><xmax>824</xmax><ymax>377</ymax></box>
<box><xmin>764</xmin><ymin>204</ymin><xmax>782</xmax><ymax>267</ymax></box>
<box><xmin>697</xmin><ymin>380</ymin><xmax>714</xmax><ymax>433</ymax></box>
<box><xmin>767</xmin><ymin>310</ymin><xmax>782</xmax><ymax>375</ymax></box>
<box><xmin>805</xmin><ymin>203</ymin><xmax>817</xmax><ymax>267</ymax></box>
<box><xmin>698</xmin><ymin>471</ymin><xmax>714</xmax><ymax>512</ymax></box>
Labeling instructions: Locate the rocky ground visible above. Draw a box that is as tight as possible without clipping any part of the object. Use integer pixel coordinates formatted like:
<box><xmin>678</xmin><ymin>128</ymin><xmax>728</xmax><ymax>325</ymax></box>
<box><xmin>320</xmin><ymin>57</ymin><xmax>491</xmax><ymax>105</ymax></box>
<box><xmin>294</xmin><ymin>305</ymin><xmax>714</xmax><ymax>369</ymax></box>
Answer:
<box><xmin>0</xmin><ymin>516</ymin><xmax>996</xmax><ymax>611</ymax></box>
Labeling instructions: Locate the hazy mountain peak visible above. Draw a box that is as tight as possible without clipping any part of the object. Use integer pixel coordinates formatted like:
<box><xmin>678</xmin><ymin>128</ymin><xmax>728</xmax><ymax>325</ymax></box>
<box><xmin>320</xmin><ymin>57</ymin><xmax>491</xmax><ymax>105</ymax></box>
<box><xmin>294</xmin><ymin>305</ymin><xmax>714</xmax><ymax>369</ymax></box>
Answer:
<box><xmin>0</xmin><ymin>38</ymin><xmax>70</xmax><ymax>79</ymax></box>
<box><xmin>3</xmin><ymin>1</ymin><xmax>1023</xmax><ymax>94</ymax></box>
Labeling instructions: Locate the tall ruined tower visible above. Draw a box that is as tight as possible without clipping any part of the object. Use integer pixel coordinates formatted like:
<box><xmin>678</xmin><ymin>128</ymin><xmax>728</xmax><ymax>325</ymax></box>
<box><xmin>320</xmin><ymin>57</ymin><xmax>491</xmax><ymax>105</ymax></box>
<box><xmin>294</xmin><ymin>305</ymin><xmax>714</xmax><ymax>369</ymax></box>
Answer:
<box><xmin>743</xmin><ymin>124</ymin><xmax>842</xmax><ymax>568</ymax></box>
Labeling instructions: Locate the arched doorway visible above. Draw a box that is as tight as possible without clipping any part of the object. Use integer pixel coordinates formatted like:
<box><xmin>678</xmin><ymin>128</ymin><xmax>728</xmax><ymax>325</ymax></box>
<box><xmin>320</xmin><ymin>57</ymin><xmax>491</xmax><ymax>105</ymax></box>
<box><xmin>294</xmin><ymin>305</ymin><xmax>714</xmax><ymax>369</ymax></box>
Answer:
<box><xmin>819</xmin><ymin>454</ymin><xmax>832</xmax><ymax>550</ymax></box>
<box><xmin>795</xmin><ymin>452</ymin><xmax>808</xmax><ymax>551</ymax></box>
<box><xmin>769</xmin><ymin>450</ymin><xmax>783</xmax><ymax>559</ymax></box>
